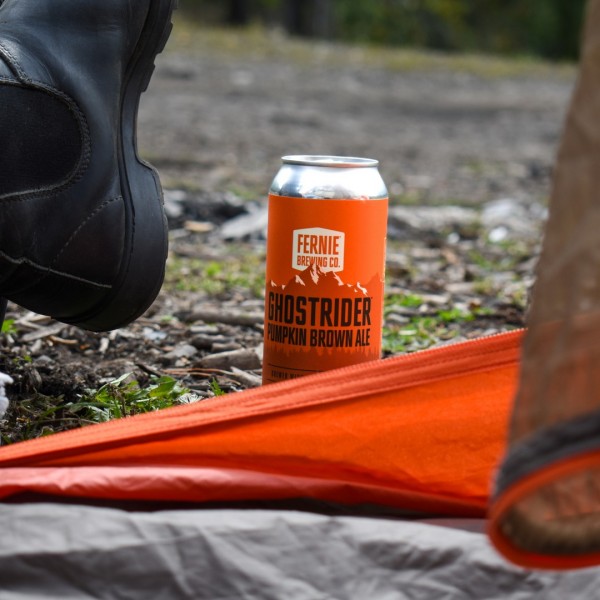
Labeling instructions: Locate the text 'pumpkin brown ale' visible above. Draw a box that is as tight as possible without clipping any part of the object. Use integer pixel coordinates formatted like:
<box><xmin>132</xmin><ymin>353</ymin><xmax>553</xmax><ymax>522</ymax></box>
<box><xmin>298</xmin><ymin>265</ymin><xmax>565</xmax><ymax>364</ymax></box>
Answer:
<box><xmin>262</xmin><ymin>155</ymin><xmax>388</xmax><ymax>384</ymax></box>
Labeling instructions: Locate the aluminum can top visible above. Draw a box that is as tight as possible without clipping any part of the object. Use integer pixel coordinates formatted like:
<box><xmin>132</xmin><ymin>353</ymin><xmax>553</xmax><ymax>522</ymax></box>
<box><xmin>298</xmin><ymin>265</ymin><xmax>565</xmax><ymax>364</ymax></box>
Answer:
<box><xmin>270</xmin><ymin>155</ymin><xmax>387</xmax><ymax>200</ymax></box>
<box><xmin>281</xmin><ymin>155</ymin><xmax>379</xmax><ymax>168</ymax></box>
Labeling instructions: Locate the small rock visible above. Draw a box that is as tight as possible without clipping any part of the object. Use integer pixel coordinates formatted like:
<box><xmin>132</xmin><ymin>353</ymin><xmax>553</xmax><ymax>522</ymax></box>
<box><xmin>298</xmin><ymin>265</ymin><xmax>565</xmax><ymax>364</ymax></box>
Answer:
<box><xmin>35</xmin><ymin>355</ymin><xmax>54</xmax><ymax>365</ymax></box>
<box><xmin>143</xmin><ymin>327</ymin><xmax>168</xmax><ymax>343</ymax></box>
<box><xmin>488</xmin><ymin>226</ymin><xmax>509</xmax><ymax>243</ymax></box>
<box><xmin>163</xmin><ymin>344</ymin><xmax>198</xmax><ymax>361</ymax></box>
<box><xmin>481</xmin><ymin>197</ymin><xmax>543</xmax><ymax>240</ymax></box>
<box><xmin>163</xmin><ymin>189</ymin><xmax>186</xmax><ymax>220</ymax></box>
<box><xmin>220</xmin><ymin>205</ymin><xmax>269</xmax><ymax>240</ymax></box>
<box><xmin>211</xmin><ymin>342</ymin><xmax>243</xmax><ymax>353</ymax></box>
<box><xmin>0</xmin><ymin>371</ymin><xmax>13</xmax><ymax>419</ymax></box>
<box><xmin>388</xmin><ymin>205</ymin><xmax>478</xmax><ymax>234</ymax></box>
<box><xmin>191</xmin><ymin>334</ymin><xmax>230</xmax><ymax>350</ymax></box>
<box><xmin>190</xmin><ymin>324</ymin><xmax>220</xmax><ymax>334</ymax></box>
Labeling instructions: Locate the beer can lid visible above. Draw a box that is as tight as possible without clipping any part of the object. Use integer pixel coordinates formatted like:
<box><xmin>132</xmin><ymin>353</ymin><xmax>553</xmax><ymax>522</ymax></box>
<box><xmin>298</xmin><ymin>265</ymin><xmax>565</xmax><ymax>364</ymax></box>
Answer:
<box><xmin>282</xmin><ymin>155</ymin><xmax>379</xmax><ymax>168</ymax></box>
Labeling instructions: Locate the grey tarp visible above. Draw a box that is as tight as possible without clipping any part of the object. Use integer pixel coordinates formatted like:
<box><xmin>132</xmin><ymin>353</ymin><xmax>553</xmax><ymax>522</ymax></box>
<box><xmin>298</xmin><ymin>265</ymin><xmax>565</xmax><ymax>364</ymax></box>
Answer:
<box><xmin>1</xmin><ymin>504</ymin><xmax>599</xmax><ymax>599</ymax></box>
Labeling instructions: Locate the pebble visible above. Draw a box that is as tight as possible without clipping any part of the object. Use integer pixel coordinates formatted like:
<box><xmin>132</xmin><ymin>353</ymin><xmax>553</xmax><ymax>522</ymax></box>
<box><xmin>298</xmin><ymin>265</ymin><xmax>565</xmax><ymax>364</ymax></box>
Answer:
<box><xmin>388</xmin><ymin>205</ymin><xmax>478</xmax><ymax>235</ymax></box>
<box><xmin>191</xmin><ymin>334</ymin><xmax>231</xmax><ymax>350</ymax></box>
<box><xmin>163</xmin><ymin>344</ymin><xmax>198</xmax><ymax>361</ymax></box>
<box><xmin>0</xmin><ymin>371</ymin><xmax>13</xmax><ymax>419</ymax></box>
<box><xmin>481</xmin><ymin>197</ymin><xmax>544</xmax><ymax>240</ymax></box>
<box><xmin>220</xmin><ymin>205</ymin><xmax>269</xmax><ymax>240</ymax></box>
<box><xmin>211</xmin><ymin>342</ymin><xmax>243</xmax><ymax>352</ymax></box>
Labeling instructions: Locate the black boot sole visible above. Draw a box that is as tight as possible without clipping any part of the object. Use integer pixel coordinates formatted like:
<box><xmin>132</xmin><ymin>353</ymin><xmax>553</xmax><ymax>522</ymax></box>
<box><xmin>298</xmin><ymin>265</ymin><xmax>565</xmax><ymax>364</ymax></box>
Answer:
<box><xmin>70</xmin><ymin>0</ymin><xmax>178</xmax><ymax>332</ymax></box>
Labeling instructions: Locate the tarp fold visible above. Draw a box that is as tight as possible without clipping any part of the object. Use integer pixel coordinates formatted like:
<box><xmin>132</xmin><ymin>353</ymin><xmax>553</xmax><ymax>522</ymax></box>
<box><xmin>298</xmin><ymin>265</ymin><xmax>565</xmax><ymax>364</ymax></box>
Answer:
<box><xmin>0</xmin><ymin>330</ymin><xmax>522</xmax><ymax>515</ymax></box>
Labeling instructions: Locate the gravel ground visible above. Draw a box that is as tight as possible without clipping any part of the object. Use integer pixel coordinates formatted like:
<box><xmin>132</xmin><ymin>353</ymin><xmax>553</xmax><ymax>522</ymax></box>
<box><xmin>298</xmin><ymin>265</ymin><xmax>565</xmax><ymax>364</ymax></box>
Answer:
<box><xmin>139</xmin><ymin>25</ymin><xmax>574</xmax><ymax>203</ymax></box>
<box><xmin>0</xmin><ymin>23</ymin><xmax>577</xmax><ymax>442</ymax></box>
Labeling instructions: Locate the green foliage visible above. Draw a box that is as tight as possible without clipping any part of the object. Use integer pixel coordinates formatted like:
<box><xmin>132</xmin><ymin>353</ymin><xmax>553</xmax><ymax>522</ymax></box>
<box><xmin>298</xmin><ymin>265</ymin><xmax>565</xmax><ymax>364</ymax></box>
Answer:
<box><xmin>209</xmin><ymin>379</ymin><xmax>226</xmax><ymax>396</ymax></box>
<box><xmin>1</xmin><ymin>319</ymin><xmax>16</xmax><ymax>336</ymax></box>
<box><xmin>180</xmin><ymin>0</ymin><xmax>586</xmax><ymax>60</ymax></box>
<box><xmin>334</xmin><ymin>0</ymin><xmax>586</xmax><ymax>59</ymax></box>
<box><xmin>68</xmin><ymin>374</ymin><xmax>191</xmax><ymax>423</ymax></box>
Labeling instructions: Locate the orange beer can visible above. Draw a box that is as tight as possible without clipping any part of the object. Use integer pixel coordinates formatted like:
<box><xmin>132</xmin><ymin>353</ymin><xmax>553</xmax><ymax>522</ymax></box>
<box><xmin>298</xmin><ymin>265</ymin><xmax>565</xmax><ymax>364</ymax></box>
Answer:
<box><xmin>262</xmin><ymin>155</ymin><xmax>388</xmax><ymax>384</ymax></box>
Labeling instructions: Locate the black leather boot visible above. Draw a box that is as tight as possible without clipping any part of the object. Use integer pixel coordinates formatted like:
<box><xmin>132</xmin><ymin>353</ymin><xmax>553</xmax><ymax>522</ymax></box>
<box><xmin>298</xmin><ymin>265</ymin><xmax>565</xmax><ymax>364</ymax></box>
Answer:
<box><xmin>0</xmin><ymin>0</ymin><xmax>177</xmax><ymax>331</ymax></box>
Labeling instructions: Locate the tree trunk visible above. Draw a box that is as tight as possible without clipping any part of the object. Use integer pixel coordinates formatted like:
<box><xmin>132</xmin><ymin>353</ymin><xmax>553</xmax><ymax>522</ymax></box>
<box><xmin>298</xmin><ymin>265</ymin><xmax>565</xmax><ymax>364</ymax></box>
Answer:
<box><xmin>283</xmin><ymin>0</ymin><xmax>334</xmax><ymax>38</ymax></box>
<box><xmin>228</xmin><ymin>0</ymin><xmax>251</xmax><ymax>26</ymax></box>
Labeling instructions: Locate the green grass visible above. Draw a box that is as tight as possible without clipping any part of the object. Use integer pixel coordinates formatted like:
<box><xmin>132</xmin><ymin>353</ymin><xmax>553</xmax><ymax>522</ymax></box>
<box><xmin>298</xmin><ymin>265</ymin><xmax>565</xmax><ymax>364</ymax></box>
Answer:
<box><xmin>1</xmin><ymin>373</ymin><xmax>193</xmax><ymax>444</ymax></box>
<box><xmin>168</xmin><ymin>17</ymin><xmax>575</xmax><ymax>80</ymax></box>
<box><xmin>469</xmin><ymin>236</ymin><xmax>534</xmax><ymax>271</ymax></box>
<box><xmin>209</xmin><ymin>379</ymin><xmax>226</xmax><ymax>397</ymax></box>
<box><xmin>382</xmin><ymin>315</ymin><xmax>456</xmax><ymax>354</ymax></box>
<box><xmin>385</xmin><ymin>293</ymin><xmax>424</xmax><ymax>311</ymax></box>
<box><xmin>164</xmin><ymin>253</ymin><xmax>265</xmax><ymax>298</ymax></box>
<box><xmin>382</xmin><ymin>303</ymin><xmax>492</xmax><ymax>354</ymax></box>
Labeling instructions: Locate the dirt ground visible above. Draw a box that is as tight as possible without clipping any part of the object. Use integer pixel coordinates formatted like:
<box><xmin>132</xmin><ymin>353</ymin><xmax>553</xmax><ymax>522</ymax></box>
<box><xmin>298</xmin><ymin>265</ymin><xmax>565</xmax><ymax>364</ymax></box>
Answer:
<box><xmin>139</xmin><ymin>24</ymin><xmax>574</xmax><ymax>203</ymax></box>
<box><xmin>0</xmin><ymin>23</ymin><xmax>577</xmax><ymax>442</ymax></box>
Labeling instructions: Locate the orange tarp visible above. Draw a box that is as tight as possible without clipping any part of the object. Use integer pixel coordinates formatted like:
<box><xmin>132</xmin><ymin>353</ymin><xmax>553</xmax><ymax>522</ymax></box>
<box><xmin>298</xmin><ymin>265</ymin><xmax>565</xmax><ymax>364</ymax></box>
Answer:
<box><xmin>0</xmin><ymin>330</ymin><xmax>522</xmax><ymax>516</ymax></box>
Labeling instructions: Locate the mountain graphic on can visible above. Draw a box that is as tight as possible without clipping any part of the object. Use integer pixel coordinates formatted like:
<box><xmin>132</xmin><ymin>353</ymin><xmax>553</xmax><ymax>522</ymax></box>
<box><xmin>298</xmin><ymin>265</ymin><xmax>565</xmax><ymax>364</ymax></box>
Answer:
<box><xmin>262</xmin><ymin>155</ymin><xmax>388</xmax><ymax>384</ymax></box>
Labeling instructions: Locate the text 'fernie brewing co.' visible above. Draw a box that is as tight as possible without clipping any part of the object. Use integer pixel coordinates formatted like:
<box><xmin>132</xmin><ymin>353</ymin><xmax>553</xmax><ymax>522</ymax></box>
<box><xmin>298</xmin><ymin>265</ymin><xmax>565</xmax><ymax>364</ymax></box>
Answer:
<box><xmin>262</xmin><ymin>155</ymin><xmax>388</xmax><ymax>384</ymax></box>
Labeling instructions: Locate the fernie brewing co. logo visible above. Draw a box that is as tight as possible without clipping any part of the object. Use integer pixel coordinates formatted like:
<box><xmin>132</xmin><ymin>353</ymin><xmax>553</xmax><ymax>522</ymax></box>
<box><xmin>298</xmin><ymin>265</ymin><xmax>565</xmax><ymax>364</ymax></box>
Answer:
<box><xmin>292</xmin><ymin>227</ymin><xmax>345</xmax><ymax>272</ymax></box>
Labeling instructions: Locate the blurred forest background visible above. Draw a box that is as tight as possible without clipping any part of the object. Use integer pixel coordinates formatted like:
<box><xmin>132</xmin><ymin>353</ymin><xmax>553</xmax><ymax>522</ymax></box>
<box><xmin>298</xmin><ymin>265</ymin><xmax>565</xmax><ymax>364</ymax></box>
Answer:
<box><xmin>180</xmin><ymin>0</ymin><xmax>586</xmax><ymax>61</ymax></box>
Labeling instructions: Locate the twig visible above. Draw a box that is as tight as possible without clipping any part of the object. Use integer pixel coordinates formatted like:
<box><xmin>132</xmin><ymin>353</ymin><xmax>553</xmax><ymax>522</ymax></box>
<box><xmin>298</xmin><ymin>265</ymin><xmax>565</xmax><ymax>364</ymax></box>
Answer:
<box><xmin>136</xmin><ymin>363</ymin><xmax>165</xmax><ymax>378</ymax></box>
<box><xmin>185</xmin><ymin>309</ymin><xmax>264</xmax><ymax>327</ymax></box>
<box><xmin>48</xmin><ymin>336</ymin><xmax>78</xmax><ymax>346</ymax></box>
<box><xmin>164</xmin><ymin>367</ymin><xmax>229</xmax><ymax>378</ymax></box>
<box><xmin>21</xmin><ymin>324</ymin><xmax>67</xmax><ymax>343</ymax></box>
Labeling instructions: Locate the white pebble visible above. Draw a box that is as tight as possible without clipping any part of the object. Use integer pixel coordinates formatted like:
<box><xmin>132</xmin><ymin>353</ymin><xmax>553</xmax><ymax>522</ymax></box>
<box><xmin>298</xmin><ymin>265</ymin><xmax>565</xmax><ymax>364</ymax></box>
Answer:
<box><xmin>0</xmin><ymin>371</ymin><xmax>13</xmax><ymax>419</ymax></box>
